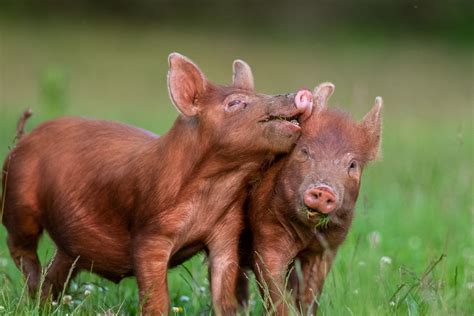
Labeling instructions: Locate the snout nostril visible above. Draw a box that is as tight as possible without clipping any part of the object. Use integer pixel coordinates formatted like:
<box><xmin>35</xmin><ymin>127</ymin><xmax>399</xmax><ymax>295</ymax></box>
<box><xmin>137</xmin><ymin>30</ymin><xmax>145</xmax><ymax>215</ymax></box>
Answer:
<box><xmin>304</xmin><ymin>187</ymin><xmax>337</xmax><ymax>214</ymax></box>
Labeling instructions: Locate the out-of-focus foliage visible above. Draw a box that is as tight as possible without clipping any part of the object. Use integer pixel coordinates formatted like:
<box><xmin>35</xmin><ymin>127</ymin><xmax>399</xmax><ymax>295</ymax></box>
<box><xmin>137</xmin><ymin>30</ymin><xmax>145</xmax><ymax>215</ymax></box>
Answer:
<box><xmin>1</xmin><ymin>0</ymin><xmax>473</xmax><ymax>43</ymax></box>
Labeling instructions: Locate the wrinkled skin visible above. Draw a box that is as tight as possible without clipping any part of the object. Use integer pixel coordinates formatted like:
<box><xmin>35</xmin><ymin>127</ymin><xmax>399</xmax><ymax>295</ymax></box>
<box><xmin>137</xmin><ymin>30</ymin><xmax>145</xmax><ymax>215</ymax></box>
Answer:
<box><xmin>239</xmin><ymin>83</ymin><xmax>383</xmax><ymax>315</ymax></box>
<box><xmin>1</xmin><ymin>53</ymin><xmax>313</xmax><ymax>315</ymax></box>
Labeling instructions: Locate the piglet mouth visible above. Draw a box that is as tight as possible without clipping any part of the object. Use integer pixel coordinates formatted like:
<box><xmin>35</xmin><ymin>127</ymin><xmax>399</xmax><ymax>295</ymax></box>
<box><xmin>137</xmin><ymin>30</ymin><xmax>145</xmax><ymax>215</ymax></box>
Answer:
<box><xmin>299</xmin><ymin>205</ymin><xmax>332</xmax><ymax>229</ymax></box>
<box><xmin>259</xmin><ymin>114</ymin><xmax>301</xmax><ymax>127</ymax></box>
<box><xmin>301</xmin><ymin>205</ymin><xmax>322</xmax><ymax>216</ymax></box>
<box><xmin>259</xmin><ymin>89</ymin><xmax>313</xmax><ymax>129</ymax></box>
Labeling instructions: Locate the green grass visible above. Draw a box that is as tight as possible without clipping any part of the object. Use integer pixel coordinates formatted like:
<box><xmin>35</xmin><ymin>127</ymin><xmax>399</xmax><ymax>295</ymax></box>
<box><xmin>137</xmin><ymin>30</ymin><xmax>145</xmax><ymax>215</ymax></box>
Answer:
<box><xmin>0</xmin><ymin>19</ymin><xmax>472</xmax><ymax>315</ymax></box>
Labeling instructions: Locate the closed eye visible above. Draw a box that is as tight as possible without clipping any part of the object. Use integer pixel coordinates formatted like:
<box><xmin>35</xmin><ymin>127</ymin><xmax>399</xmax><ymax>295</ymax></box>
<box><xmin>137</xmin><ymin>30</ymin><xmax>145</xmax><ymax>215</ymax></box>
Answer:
<box><xmin>296</xmin><ymin>147</ymin><xmax>310</xmax><ymax>162</ymax></box>
<box><xmin>226</xmin><ymin>99</ymin><xmax>247</xmax><ymax>112</ymax></box>
<box><xmin>228</xmin><ymin>100</ymin><xmax>241</xmax><ymax>107</ymax></box>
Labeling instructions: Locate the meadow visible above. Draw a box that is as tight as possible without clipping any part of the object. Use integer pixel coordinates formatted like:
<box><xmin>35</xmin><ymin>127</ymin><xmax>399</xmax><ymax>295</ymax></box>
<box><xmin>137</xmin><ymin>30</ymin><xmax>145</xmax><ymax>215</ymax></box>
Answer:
<box><xmin>0</xmin><ymin>19</ymin><xmax>472</xmax><ymax>315</ymax></box>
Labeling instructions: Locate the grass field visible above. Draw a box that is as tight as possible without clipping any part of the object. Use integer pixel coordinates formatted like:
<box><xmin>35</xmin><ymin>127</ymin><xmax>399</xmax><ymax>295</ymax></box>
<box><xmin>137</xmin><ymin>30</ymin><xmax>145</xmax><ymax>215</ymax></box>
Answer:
<box><xmin>0</xmin><ymin>19</ymin><xmax>473</xmax><ymax>315</ymax></box>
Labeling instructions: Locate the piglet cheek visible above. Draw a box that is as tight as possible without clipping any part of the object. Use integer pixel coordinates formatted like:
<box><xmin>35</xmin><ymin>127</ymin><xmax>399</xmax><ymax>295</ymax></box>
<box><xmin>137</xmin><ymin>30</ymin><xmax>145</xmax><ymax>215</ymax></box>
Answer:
<box><xmin>295</xmin><ymin>89</ymin><xmax>314</xmax><ymax>121</ymax></box>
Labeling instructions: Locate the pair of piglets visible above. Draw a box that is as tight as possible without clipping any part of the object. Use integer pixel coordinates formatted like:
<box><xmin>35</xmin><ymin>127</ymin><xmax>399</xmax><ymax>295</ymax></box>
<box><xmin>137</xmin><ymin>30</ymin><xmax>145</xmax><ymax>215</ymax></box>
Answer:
<box><xmin>1</xmin><ymin>53</ymin><xmax>314</xmax><ymax>315</ymax></box>
<box><xmin>241</xmin><ymin>83</ymin><xmax>382</xmax><ymax>315</ymax></box>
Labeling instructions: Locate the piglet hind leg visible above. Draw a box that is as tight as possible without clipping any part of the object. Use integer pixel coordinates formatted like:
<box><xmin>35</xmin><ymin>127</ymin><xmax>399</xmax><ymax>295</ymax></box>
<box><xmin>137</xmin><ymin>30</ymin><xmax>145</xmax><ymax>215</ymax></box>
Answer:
<box><xmin>3</xmin><ymin>205</ymin><xmax>43</xmax><ymax>296</ymax></box>
<box><xmin>235</xmin><ymin>267</ymin><xmax>250</xmax><ymax>310</ymax></box>
<box><xmin>41</xmin><ymin>250</ymin><xmax>78</xmax><ymax>300</ymax></box>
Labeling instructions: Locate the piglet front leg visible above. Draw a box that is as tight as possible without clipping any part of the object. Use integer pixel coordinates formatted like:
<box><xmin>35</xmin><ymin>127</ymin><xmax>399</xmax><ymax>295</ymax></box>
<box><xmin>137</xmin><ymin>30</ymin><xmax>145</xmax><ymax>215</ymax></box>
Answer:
<box><xmin>207</xmin><ymin>208</ymin><xmax>248</xmax><ymax>315</ymax></box>
<box><xmin>134</xmin><ymin>236</ymin><xmax>174</xmax><ymax>315</ymax></box>
<box><xmin>253</xmin><ymin>233</ymin><xmax>297</xmax><ymax>316</ymax></box>
<box><xmin>208</xmin><ymin>242</ymin><xmax>239</xmax><ymax>315</ymax></box>
<box><xmin>296</xmin><ymin>249</ymin><xmax>337</xmax><ymax>315</ymax></box>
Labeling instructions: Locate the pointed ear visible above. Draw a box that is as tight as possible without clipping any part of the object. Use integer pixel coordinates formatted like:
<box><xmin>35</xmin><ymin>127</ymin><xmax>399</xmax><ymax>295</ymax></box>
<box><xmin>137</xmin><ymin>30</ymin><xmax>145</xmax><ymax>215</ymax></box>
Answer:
<box><xmin>362</xmin><ymin>96</ymin><xmax>383</xmax><ymax>160</ymax></box>
<box><xmin>167</xmin><ymin>53</ymin><xmax>207</xmax><ymax>117</ymax></box>
<box><xmin>232</xmin><ymin>59</ymin><xmax>254</xmax><ymax>91</ymax></box>
<box><xmin>313</xmin><ymin>82</ymin><xmax>335</xmax><ymax>113</ymax></box>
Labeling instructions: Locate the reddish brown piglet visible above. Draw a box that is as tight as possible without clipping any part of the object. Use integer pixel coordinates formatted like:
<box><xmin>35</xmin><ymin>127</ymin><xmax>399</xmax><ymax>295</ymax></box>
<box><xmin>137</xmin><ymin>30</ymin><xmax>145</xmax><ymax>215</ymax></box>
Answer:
<box><xmin>1</xmin><ymin>53</ymin><xmax>313</xmax><ymax>315</ymax></box>
<box><xmin>241</xmin><ymin>83</ymin><xmax>383</xmax><ymax>315</ymax></box>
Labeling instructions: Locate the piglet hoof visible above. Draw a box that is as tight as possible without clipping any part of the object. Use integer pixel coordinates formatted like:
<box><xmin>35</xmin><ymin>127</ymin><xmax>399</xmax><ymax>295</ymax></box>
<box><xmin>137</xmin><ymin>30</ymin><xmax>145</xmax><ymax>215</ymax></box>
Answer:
<box><xmin>295</xmin><ymin>89</ymin><xmax>314</xmax><ymax>121</ymax></box>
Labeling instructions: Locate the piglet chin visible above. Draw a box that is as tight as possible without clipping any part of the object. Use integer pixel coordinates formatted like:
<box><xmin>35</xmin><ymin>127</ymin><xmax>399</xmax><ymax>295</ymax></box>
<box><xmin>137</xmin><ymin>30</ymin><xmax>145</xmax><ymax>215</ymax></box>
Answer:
<box><xmin>295</xmin><ymin>89</ymin><xmax>314</xmax><ymax>121</ymax></box>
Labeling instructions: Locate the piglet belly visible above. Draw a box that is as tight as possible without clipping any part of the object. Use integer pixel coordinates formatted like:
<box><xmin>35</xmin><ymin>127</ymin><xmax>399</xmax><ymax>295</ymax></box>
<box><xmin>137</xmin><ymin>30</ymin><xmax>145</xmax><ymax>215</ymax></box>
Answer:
<box><xmin>44</xmin><ymin>213</ymin><xmax>134</xmax><ymax>281</ymax></box>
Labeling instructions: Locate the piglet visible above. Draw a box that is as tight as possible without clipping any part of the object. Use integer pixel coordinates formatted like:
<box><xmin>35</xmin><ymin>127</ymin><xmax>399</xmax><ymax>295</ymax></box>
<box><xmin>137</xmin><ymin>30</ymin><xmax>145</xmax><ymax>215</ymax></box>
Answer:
<box><xmin>242</xmin><ymin>83</ymin><xmax>382</xmax><ymax>315</ymax></box>
<box><xmin>1</xmin><ymin>53</ymin><xmax>313</xmax><ymax>315</ymax></box>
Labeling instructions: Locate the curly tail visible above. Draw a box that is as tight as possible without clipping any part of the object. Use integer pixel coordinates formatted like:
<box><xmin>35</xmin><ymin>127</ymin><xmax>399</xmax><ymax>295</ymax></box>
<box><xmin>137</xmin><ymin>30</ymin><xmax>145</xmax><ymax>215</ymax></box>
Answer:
<box><xmin>16</xmin><ymin>108</ymin><xmax>33</xmax><ymax>141</ymax></box>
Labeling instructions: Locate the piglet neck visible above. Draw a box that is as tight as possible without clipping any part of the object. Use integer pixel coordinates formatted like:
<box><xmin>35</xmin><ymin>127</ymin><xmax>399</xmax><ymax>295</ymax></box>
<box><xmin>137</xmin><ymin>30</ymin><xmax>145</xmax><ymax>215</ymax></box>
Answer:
<box><xmin>159</xmin><ymin>116</ymin><xmax>209</xmax><ymax>168</ymax></box>
<box><xmin>147</xmin><ymin>116</ymin><xmax>268</xmax><ymax>203</ymax></box>
<box><xmin>161</xmin><ymin>116</ymin><xmax>267</xmax><ymax>172</ymax></box>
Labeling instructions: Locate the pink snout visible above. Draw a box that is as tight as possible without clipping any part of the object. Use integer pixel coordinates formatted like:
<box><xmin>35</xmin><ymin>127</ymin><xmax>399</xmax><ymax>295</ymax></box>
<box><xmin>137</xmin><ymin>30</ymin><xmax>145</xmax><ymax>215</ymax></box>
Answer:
<box><xmin>295</xmin><ymin>89</ymin><xmax>313</xmax><ymax>121</ymax></box>
<box><xmin>303</xmin><ymin>186</ymin><xmax>337</xmax><ymax>214</ymax></box>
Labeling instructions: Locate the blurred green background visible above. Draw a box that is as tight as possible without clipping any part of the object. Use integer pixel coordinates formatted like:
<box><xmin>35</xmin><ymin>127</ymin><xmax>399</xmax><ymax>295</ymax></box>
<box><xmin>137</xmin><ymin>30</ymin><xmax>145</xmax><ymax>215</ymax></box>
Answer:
<box><xmin>0</xmin><ymin>1</ymin><xmax>473</xmax><ymax>315</ymax></box>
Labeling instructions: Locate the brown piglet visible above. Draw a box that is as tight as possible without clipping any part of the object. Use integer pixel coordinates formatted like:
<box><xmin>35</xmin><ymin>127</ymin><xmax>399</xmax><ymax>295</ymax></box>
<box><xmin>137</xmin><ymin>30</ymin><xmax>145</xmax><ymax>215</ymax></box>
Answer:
<box><xmin>1</xmin><ymin>53</ymin><xmax>314</xmax><ymax>315</ymax></box>
<box><xmin>240</xmin><ymin>83</ymin><xmax>382</xmax><ymax>315</ymax></box>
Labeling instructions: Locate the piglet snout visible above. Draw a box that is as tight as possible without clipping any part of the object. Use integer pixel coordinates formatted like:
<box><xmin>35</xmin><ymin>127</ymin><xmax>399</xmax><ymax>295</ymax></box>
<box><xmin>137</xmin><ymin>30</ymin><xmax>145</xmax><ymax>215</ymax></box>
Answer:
<box><xmin>295</xmin><ymin>89</ymin><xmax>313</xmax><ymax>121</ymax></box>
<box><xmin>304</xmin><ymin>186</ymin><xmax>337</xmax><ymax>214</ymax></box>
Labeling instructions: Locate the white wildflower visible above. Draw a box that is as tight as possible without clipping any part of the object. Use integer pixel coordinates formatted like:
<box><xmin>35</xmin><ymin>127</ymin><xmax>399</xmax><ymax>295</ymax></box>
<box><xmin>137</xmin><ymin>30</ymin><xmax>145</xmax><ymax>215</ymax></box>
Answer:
<box><xmin>51</xmin><ymin>301</ymin><xmax>58</xmax><ymax>306</ymax></box>
<box><xmin>179</xmin><ymin>295</ymin><xmax>190</xmax><ymax>302</ymax></box>
<box><xmin>84</xmin><ymin>290</ymin><xmax>91</xmax><ymax>296</ymax></box>
<box><xmin>84</xmin><ymin>284</ymin><xmax>95</xmax><ymax>292</ymax></box>
<box><xmin>62</xmin><ymin>295</ymin><xmax>72</xmax><ymax>305</ymax></box>
<box><xmin>389</xmin><ymin>301</ymin><xmax>396</xmax><ymax>306</ymax></box>
<box><xmin>380</xmin><ymin>256</ymin><xmax>392</xmax><ymax>268</ymax></box>
<box><xmin>171</xmin><ymin>306</ymin><xmax>183</xmax><ymax>313</ymax></box>
<box><xmin>0</xmin><ymin>305</ymin><xmax>5</xmax><ymax>312</ymax></box>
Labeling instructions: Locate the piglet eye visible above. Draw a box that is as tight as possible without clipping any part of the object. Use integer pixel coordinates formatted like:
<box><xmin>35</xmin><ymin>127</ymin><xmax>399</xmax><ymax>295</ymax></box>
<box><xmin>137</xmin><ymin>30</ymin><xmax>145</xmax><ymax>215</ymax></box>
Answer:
<box><xmin>348</xmin><ymin>160</ymin><xmax>358</xmax><ymax>176</ymax></box>
<box><xmin>226</xmin><ymin>99</ymin><xmax>247</xmax><ymax>112</ymax></box>
<box><xmin>296</xmin><ymin>147</ymin><xmax>310</xmax><ymax>162</ymax></box>
<box><xmin>228</xmin><ymin>100</ymin><xmax>241</xmax><ymax>107</ymax></box>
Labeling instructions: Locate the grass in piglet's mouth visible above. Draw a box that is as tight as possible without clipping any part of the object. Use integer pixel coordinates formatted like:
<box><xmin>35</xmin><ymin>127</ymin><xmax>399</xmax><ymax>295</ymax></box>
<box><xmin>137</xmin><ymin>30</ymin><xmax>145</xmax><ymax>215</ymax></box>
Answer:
<box><xmin>315</xmin><ymin>213</ymin><xmax>331</xmax><ymax>229</ymax></box>
<box><xmin>299</xmin><ymin>205</ymin><xmax>331</xmax><ymax>229</ymax></box>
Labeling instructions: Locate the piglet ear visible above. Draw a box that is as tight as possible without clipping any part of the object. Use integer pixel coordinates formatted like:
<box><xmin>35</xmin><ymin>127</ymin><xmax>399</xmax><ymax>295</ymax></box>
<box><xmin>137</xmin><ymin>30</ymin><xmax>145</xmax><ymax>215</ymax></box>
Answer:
<box><xmin>362</xmin><ymin>96</ymin><xmax>383</xmax><ymax>160</ymax></box>
<box><xmin>232</xmin><ymin>59</ymin><xmax>254</xmax><ymax>91</ymax></box>
<box><xmin>167</xmin><ymin>53</ymin><xmax>207</xmax><ymax>117</ymax></box>
<box><xmin>313</xmin><ymin>82</ymin><xmax>335</xmax><ymax>113</ymax></box>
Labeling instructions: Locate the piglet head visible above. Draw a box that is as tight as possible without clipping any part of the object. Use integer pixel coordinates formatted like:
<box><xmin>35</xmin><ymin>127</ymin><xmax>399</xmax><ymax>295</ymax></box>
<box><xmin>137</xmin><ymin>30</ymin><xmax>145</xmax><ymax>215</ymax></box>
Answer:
<box><xmin>278</xmin><ymin>82</ymin><xmax>383</xmax><ymax>229</ymax></box>
<box><xmin>167</xmin><ymin>53</ymin><xmax>313</xmax><ymax>156</ymax></box>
